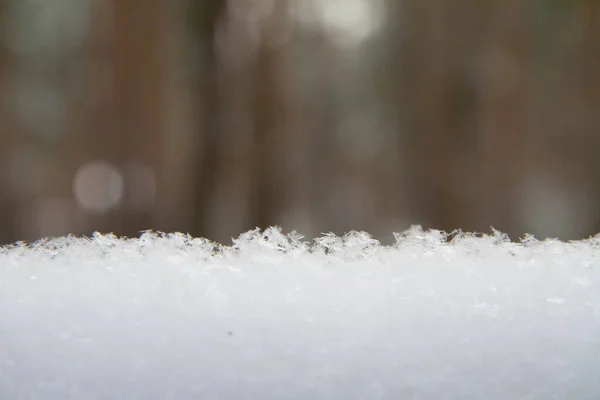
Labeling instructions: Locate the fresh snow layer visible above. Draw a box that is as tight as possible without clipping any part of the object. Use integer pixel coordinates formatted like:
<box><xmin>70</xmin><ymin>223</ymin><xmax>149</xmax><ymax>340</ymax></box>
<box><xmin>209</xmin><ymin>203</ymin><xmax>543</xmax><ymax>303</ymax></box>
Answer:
<box><xmin>1</xmin><ymin>226</ymin><xmax>600</xmax><ymax>399</ymax></box>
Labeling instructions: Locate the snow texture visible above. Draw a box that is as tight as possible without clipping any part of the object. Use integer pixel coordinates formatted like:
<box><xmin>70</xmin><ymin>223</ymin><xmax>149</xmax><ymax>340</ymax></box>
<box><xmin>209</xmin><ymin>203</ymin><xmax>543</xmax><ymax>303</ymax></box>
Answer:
<box><xmin>1</xmin><ymin>226</ymin><xmax>600</xmax><ymax>399</ymax></box>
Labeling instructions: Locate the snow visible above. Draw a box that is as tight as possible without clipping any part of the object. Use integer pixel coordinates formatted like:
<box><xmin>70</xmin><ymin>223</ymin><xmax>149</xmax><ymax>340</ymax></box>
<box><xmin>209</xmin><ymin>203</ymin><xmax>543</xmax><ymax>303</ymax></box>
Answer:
<box><xmin>1</xmin><ymin>226</ymin><xmax>600</xmax><ymax>399</ymax></box>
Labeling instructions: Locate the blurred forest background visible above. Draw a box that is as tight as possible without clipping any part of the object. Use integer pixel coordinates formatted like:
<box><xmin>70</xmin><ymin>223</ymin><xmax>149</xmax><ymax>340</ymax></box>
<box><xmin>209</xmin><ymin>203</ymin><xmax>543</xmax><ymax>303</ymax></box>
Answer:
<box><xmin>1</xmin><ymin>0</ymin><xmax>599</xmax><ymax>245</ymax></box>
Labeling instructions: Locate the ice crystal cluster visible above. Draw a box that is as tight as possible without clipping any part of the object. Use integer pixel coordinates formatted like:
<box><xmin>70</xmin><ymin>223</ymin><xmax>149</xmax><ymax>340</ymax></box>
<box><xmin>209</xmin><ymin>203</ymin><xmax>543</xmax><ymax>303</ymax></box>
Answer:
<box><xmin>1</xmin><ymin>226</ymin><xmax>600</xmax><ymax>399</ymax></box>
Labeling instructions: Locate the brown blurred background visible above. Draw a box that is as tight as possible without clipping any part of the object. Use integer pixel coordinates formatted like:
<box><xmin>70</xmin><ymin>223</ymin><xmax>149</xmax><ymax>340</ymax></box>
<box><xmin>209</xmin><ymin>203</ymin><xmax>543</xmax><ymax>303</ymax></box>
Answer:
<box><xmin>0</xmin><ymin>0</ymin><xmax>599</xmax><ymax>245</ymax></box>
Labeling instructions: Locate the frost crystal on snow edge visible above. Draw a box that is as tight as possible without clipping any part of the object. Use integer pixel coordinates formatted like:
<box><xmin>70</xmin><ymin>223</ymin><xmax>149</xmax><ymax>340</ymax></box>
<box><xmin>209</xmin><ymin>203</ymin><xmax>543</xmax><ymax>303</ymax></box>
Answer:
<box><xmin>2</xmin><ymin>225</ymin><xmax>600</xmax><ymax>263</ymax></box>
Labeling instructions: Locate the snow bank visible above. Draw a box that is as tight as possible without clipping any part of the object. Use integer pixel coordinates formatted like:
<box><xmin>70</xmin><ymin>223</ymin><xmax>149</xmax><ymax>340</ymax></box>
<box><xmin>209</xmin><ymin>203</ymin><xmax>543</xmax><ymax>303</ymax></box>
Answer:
<box><xmin>1</xmin><ymin>226</ymin><xmax>600</xmax><ymax>399</ymax></box>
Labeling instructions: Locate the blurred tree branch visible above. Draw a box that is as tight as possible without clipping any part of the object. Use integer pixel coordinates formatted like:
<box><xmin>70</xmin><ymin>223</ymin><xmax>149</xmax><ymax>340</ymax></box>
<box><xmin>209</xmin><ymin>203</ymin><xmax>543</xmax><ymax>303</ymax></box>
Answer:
<box><xmin>248</xmin><ymin>1</ymin><xmax>287</xmax><ymax>231</ymax></box>
<box><xmin>190</xmin><ymin>0</ymin><xmax>227</xmax><ymax>239</ymax></box>
<box><xmin>0</xmin><ymin>0</ymin><xmax>17</xmax><ymax>244</ymax></box>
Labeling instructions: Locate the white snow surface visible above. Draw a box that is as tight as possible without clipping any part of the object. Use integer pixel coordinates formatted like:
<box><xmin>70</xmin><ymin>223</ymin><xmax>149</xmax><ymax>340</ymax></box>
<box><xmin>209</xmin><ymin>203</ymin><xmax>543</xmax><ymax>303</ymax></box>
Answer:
<box><xmin>1</xmin><ymin>226</ymin><xmax>600</xmax><ymax>399</ymax></box>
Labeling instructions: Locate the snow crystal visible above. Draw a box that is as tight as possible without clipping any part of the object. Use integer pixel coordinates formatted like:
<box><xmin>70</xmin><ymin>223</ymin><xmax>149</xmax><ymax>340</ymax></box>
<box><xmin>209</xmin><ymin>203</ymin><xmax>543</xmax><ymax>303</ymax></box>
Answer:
<box><xmin>1</xmin><ymin>226</ymin><xmax>600</xmax><ymax>399</ymax></box>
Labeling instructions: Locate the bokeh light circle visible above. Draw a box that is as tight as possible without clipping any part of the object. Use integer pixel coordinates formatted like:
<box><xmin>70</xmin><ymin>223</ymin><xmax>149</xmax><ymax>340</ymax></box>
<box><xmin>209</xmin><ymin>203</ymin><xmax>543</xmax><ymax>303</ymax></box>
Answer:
<box><xmin>73</xmin><ymin>160</ymin><xmax>124</xmax><ymax>214</ymax></box>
